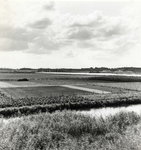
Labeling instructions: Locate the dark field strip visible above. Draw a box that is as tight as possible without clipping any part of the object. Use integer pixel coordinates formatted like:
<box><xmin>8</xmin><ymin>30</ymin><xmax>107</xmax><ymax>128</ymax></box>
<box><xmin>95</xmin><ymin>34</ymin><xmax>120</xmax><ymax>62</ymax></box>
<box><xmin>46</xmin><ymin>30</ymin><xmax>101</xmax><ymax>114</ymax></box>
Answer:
<box><xmin>88</xmin><ymin>75</ymin><xmax>141</xmax><ymax>82</ymax></box>
<box><xmin>1</xmin><ymin>86</ymin><xmax>91</xmax><ymax>99</ymax></box>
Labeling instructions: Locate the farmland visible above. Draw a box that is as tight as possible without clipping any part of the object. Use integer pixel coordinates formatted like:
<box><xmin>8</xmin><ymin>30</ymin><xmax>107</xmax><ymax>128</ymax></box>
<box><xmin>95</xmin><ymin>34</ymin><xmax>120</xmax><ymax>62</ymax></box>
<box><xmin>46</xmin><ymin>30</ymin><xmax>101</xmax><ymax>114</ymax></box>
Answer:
<box><xmin>0</xmin><ymin>72</ymin><xmax>141</xmax><ymax>105</ymax></box>
<box><xmin>1</xmin><ymin>72</ymin><xmax>141</xmax><ymax>149</ymax></box>
<box><xmin>1</xmin><ymin>86</ymin><xmax>91</xmax><ymax>99</ymax></box>
<box><xmin>0</xmin><ymin>72</ymin><xmax>141</xmax><ymax>117</ymax></box>
<box><xmin>93</xmin><ymin>82</ymin><xmax>141</xmax><ymax>91</ymax></box>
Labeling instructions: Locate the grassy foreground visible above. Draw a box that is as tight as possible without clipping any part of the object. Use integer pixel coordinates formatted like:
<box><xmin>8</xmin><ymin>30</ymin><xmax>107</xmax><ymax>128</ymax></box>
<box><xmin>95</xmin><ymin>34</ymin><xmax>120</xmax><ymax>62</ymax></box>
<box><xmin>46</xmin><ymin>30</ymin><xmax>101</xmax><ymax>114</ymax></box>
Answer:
<box><xmin>0</xmin><ymin>111</ymin><xmax>141</xmax><ymax>150</ymax></box>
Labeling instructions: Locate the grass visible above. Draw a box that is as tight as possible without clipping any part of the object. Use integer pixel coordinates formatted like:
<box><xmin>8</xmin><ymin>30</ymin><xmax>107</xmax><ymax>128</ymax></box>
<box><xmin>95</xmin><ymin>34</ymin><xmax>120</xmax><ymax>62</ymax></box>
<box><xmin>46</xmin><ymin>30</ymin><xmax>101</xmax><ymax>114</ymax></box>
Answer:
<box><xmin>0</xmin><ymin>92</ymin><xmax>141</xmax><ymax>117</ymax></box>
<box><xmin>0</xmin><ymin>111</ymin><xmax>140</xmax><ymax>150</ymax></box>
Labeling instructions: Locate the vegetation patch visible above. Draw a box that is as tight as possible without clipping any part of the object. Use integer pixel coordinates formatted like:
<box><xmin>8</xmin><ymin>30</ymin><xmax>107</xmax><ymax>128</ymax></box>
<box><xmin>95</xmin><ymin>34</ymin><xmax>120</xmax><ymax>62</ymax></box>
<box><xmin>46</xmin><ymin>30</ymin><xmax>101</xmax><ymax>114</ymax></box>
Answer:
<box><xmin>0</xmin><ymin>111</ymin><xmax>140</xmax><ymax>150</ymax></box>
<box><xmin>0</xmin><ymin>92</ymin><xmax>141</xmax><ymax>117</ymax></box>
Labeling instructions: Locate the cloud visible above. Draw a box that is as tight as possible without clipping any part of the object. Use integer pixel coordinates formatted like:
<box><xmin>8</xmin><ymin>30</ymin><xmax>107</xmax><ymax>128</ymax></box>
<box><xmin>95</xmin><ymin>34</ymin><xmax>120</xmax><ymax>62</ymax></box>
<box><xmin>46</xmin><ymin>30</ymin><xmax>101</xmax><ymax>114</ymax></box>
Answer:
<box><xmin>65</xmin><ymin>50</ymin><xmax>74</xmax><ymax>58</ymax></box>
<box><xmin>0</xmin><ymin>26</ymin><xmax>26</xmax><ymax>40</ymax></box>
<box><xmin>43</xmin><ymin>1</ymin><xmax>55</xmax><ymax>11</ymax></box>
<box><xmin>70</xmin><ymin>11</ymin><xmax>104</xmax><ymax>27</ymax></box>
<box><xmin>0</xmin><ymin>38</ymin><xmax>28</xmax><ymax>51</ymax></box>
<box><xmin>28</xmin><ymin>18</ymin><xmax>52</xmax><ymax>29</ymax></box>
<box><xmin>68</xmin><ymin>28</ymin><xmax>94</xmax><ymax>40</ymax></box>
<box><xmin>77</xmin><ymin>40</ymin><xmax>95</xmax><ymax>49</ymax></box>
<box><xmin>0</xmin><ymin>0</ymin><xmax>140</xmax><ymax>57</ymax></box>
<box><xmin>33</xmin><ymin>35</ymin><xmax>60</xmax><ymax>50</ymax></box>
<box><xmin>25</xmin><ymin>44</ymin><xmax>52</xmax><ymax>54</ymax></box>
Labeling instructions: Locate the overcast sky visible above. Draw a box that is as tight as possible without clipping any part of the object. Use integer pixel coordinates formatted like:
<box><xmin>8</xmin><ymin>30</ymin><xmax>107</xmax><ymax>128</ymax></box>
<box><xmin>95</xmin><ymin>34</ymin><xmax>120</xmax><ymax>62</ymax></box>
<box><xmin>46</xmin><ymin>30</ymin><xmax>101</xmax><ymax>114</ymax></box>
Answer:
<box><xmin>0</xmin><ymin>0</ymin><xmax>141</xmax><ymax>68</ymax></box>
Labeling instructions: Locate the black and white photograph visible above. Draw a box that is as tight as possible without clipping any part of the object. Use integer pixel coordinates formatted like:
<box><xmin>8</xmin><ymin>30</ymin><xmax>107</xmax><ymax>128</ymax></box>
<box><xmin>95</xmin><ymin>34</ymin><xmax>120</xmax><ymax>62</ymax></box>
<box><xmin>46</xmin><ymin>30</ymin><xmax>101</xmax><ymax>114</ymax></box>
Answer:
<box><xmin>0</xmin><ymin>0</ymin><xmax>141</xmax><ymax>149</ymax></box>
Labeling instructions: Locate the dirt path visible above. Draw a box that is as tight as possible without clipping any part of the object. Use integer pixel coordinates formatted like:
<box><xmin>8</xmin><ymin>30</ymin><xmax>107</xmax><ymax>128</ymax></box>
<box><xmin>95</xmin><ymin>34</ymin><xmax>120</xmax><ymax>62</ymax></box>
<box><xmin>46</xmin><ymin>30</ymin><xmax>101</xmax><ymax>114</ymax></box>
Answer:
<box><xmin>61</xmin><ymin>85</ymin><xmax>111</xmax><ymax>94</ymax></box>
<box><xmin>0</xmin><ymin>81</ymin><xmax>16</xmax><ymax>88</ymax></box>
<box><xmin>0</xmin><ymin>81</ymin><xmax>54</xmax><ymax>88</ymax></box>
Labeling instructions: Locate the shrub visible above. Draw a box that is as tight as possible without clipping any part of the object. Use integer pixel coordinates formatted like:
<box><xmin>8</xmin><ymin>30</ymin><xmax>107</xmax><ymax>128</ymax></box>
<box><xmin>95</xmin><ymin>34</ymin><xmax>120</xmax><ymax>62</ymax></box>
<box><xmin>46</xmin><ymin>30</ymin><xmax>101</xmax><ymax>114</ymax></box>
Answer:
<box><xmin>17</xmin><ymin>78</ymin><xmax>29</xmax><ymax>81</ymax></box>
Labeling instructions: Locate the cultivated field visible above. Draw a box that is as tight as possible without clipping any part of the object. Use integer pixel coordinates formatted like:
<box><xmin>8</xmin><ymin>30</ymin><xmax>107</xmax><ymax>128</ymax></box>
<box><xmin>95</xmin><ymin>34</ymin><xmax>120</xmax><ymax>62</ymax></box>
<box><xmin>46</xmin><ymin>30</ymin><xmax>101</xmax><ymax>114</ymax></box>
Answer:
<box><xmin>1</xmin><ymin>86</ymin><xmax>91</xmax><ymax>99</ymax></box>
<box><xmin>0</xmin><ymin>72</ymin><xmax>141</xmax><ymax>106</ymax></box>
<box><xmin>0</xmin><ymin>72</ymin><xmax>141</xmax><ymax>117</ymax></box>
<box><xmin>93</xmin><ymin>82</ymin><xmax>141</xmax><ymax>91</ymax></box>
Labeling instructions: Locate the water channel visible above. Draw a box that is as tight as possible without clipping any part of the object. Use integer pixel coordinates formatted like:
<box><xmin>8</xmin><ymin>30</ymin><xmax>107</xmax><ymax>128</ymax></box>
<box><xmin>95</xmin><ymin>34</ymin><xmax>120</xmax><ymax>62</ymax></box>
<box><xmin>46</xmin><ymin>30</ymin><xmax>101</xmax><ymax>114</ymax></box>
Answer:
<box><xmin>76</xmin><ymin>104</ymin><xmax>141</xmax><ymax>118</ymax></box>
<box><xmin>41</xmin><ymin>72</ymin><xmax>141</xmax><ymax>77</ymax></box>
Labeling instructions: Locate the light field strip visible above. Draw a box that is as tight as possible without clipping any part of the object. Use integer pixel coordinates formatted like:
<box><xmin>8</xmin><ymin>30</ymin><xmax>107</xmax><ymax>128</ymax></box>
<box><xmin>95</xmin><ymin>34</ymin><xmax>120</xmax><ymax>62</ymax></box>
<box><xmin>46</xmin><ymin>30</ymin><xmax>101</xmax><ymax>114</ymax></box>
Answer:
<box><xmin>61</xmin><ymin>85</ymin><xmax>111</xmax><ymax>94</ymax></box>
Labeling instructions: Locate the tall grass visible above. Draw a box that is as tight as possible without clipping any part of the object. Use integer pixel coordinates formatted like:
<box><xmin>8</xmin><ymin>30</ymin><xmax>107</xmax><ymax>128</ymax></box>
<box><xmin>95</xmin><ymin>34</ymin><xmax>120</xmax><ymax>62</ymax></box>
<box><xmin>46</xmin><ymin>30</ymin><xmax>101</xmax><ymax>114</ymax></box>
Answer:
<box><xmin>0</xmin><ymin>111</ymin><xmax>140</xmax><ymax>150</ymax></box>
<box><xmin>1</xmin><ymin>92</ymin><xmax>141</xmax><ymax>117</ymax></box>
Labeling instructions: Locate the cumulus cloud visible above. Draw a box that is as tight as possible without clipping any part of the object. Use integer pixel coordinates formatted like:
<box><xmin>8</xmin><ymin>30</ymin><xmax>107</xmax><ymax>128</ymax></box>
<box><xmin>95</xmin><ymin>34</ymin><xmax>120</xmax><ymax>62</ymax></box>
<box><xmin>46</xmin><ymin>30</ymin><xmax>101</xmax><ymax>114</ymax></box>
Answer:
<box><xmin>33</xmin><ymin>35</ymin><xmax>61</xmax><ymax>50</ymax></box>
<box><xmin>28</xmin><ymin>18</ymin><xmax>52</xmax><ymax>29</ymax></box>
<box><xmin>69</xmin><ymin>11</ymin><xmax>104</xmax><ymax>27</ymax></box>
<box><xmin>0</xmin><ymin>0</ymin><xmax>140</xmax><ymax>57</ymax></box>
<box><xmin>68</xmin><ymin>28</ymin><xmax>94</xmax><ymax>40</ymax></box>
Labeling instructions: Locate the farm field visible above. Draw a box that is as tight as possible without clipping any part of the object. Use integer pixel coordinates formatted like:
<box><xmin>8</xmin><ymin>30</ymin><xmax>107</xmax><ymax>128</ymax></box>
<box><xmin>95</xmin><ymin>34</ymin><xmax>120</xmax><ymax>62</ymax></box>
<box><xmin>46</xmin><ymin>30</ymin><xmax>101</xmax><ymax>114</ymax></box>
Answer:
<box><xmin>0</xmin><ymin>86</ymin><xmax>91</xmax><ymax>99</ymax></box>
<box><xmin>0</xmin><ymin>72</ymin><xmax>141</xmax><ymax>117</ymax></box>
<box><xmin>93</xmin><ymin>82</ymin><xmax>141</xmax><ymax>91</ymax></box>
<box><xmin>0</xmin><ymin>72</ymin><xmax>141</xmax><ymax>101</ymax></box>
<box><xmin>0</xmin><ymin>72</ymin><xmax>91</xmax><ymax>81</ymax></box>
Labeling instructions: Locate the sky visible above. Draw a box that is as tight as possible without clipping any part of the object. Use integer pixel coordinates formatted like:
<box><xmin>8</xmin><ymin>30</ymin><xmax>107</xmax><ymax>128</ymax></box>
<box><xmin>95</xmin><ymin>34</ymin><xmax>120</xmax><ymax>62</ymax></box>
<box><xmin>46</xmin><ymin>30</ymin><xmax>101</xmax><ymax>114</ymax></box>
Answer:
<box><xmin>0</xmin><ymin>0</ymin><xmax>141</xmax><ymax>69</ymax></box>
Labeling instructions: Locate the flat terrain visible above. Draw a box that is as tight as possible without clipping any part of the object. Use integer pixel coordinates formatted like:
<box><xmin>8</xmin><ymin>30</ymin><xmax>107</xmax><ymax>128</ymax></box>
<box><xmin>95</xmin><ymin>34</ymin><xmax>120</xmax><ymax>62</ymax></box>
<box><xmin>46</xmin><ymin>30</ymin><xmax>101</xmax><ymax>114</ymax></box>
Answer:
<box><xmin>0</xmin><ymin>72</ymin><xmax>140</xmax><ymax>101</ymax></box>
<box><xmin>0</xmin><ymin>72</ymin><xmax>141</xmax><ymax>122</ymax></box>
<box><xmin>0</xmin><ymin>72</ymin><xmax>141</xmax><ymax>112</ymax></box>
<box><xmin>1</xmin><ymin>86</ymin><xmax>91</xmax><ymax>99</ymax></box>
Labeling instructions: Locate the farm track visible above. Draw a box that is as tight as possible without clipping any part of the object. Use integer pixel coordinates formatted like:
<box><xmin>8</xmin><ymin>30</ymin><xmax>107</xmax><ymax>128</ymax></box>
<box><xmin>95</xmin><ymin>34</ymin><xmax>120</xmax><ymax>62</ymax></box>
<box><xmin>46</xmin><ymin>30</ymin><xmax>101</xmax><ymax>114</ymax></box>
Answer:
<box><xmin>0</xmin><ymin>81</ymin><xmax>16</xmax><ymax>88</ymax></box>
<box><xmin>0</xmin><ymin>81</ymin><xmax>58</xmax><ymax>88</ymax></box>
<box><xmin>61</xmin><ymin>85</ymin><xmax>111</xmax><ymax>94</ymax></box>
